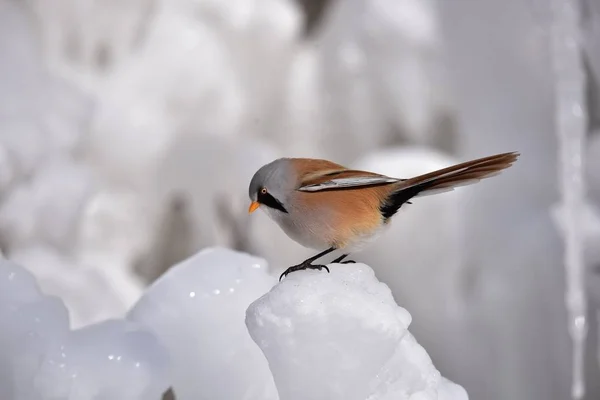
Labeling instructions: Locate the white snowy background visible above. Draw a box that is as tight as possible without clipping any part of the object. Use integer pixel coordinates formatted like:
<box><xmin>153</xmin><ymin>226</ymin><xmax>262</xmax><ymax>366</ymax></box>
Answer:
<box><xmin>0</xmin><ymin>0</ymin><xmax>599</xmax><ymax>399</ymax></box>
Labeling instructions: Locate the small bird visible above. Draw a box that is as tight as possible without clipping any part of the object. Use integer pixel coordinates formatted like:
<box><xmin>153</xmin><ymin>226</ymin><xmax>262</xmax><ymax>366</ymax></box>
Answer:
<box><xmin>248</xmin><ymin>152</ymin><xmax>519</xmax><ymax>281</ymax></box>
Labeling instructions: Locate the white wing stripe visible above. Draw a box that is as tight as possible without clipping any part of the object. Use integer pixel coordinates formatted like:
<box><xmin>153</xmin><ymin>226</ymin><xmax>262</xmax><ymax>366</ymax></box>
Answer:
<box><xmin>298</xmin><ymin>177</ymin><xmax>400</xmax><ymax>192</ymax></box>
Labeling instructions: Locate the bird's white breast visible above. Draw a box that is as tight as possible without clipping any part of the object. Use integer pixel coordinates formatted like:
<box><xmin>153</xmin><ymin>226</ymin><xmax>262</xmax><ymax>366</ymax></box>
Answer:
<box><xmin>260</xmin><ymin>206</ymin><xmax>388</xmax><ymax>253</ymax></box>
<box><xmin>261</xmin><ymin>207</ymin><xmax>331</xmax><ymax>250</ymax></box>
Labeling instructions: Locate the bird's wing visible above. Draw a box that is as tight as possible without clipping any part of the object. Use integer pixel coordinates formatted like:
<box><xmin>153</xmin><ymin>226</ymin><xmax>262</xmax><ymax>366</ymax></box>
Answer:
<box><xmin>297</xmin><ymin>168</ymin><xmax>401</xmax><ymax>192</ymax></box>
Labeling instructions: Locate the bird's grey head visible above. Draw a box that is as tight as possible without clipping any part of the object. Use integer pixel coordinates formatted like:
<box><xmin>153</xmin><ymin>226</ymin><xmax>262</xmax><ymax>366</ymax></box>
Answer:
<box><xmin>248</xmin><ymin>158</ymin><xmax>296</xmax><ymax>214</ymax></box>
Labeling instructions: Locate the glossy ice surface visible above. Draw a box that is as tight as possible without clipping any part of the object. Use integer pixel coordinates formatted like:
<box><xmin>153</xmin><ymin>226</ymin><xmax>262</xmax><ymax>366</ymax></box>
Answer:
<box><xmin>0</xmin><ymin>259</ymin><xmax>170</xmax><ymax>400</ymax></box>
<box><xmin>246</xmin><ymin>262</ymin><xmax>468</xmax><ymax>400</ymax></box>
<box><xmin>128</xmin><ymin>247</ymin><xmax>279</xmax><ymax>400</ymax></box>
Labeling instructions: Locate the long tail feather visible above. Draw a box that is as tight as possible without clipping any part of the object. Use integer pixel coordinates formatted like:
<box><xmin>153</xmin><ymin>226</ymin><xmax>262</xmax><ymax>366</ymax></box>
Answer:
<box><xmin>405</xmin><ymin>152</ymin><xmax>519</xmax><ymax>190</ymax></box>
<box><xmin>379</xmin><ymin>152</ymin><xmax>519</xmax><ymax>219</ymax></box>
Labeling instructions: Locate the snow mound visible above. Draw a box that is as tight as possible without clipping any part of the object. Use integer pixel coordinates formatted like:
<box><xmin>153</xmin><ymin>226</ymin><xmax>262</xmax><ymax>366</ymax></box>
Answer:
<box><xmin>1</xmin><ymin>246</ymin><xmax>469</xmax><ymax>400</ymax></box>
<box><xmin>0</xmin><ymin>259</ymin><xmax>169</xmax><ymax>400</ymax></box>
<box><xmin>128</xmin><ymin>247</ymin><xmax>279</xmax><ymax>400</ymax></box>
<box><xmin>246</xmin><ymin>262</ymin><xmax>468</xmax><ymax>400</ymax></box>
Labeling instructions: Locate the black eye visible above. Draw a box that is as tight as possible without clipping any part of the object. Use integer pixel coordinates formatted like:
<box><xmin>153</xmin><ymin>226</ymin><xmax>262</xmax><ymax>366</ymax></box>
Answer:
<box><xmin>257</xmin><ymin>187</ymin><xmax>288</xmax><ymax>213</ymax></box>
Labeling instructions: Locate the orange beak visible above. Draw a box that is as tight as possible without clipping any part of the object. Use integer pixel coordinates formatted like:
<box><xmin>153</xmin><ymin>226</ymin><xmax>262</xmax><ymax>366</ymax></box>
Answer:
<box><xmin>248</xmin><ymin>201</ymin><xmax>260</xmax><ymax>214</ymax></box>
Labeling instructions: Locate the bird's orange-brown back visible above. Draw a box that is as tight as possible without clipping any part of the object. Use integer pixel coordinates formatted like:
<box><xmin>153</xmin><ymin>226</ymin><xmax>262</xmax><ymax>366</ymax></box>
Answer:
<box><xmin>289</xmin><ymin>158</ymin><xmax>394</xmax><ymax>188</ymax></box>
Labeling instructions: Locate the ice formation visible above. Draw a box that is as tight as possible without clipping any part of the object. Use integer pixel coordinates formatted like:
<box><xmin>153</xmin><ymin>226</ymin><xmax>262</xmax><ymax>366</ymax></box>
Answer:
<box><xmin>246</xmin><ymin>262</ymin><xmax>468</xmax><ymax>400</ymax></box>
<box><xmin>0</xmin><ymin>258</ymin><xmax>170</xmax><ymax>400</ymax></box>
<box><xmin>1</xmin><ymin>245</ymin><xmax>470</xmax><ymax>400</ymax></box>
<box><xmin>435</xmin><ymin>0</ymin><xmax>600</xmax><ymax>398</ymax></box>
<box><xmin>128</xmin><ymin>247</ymin><xmax>279</xmax><ymax>400</ymax></box>
<box><xmin>551</xmin><ymin>0</ymin><xmax>589</xmax><ymax>397</ymax></box>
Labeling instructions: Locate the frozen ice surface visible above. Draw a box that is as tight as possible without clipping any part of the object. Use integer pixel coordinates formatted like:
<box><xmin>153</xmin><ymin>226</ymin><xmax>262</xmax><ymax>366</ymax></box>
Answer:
<box><xmin>0</xmin><ymin>258</ymin><xmax>170</xmax><ymax>400</ymax></box>
<box><xmin>246</xmin><ymin>262</ymin><xmax>468</xmax><ymax>400</ymax></box>
<box><xmin>34</xmin><ymin>320</ymin><xmax>170</xmax><ymax>400</ymax></box>
<box><xmin>128</xmin><ymin>247</ymin><xmax>278</xmax><ymax>400</ymax></box>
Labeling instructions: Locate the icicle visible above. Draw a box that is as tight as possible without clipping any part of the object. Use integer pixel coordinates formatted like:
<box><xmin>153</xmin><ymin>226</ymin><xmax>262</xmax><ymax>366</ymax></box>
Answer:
<box><xmin>551</xmin><ymin>0</ymin><xmax>589</xmax><ymax>398</ymax></box>
<box><xmin>598</xmin><ymin>310</ymin><xmax>600</xmax><ymax>376</ymax></box>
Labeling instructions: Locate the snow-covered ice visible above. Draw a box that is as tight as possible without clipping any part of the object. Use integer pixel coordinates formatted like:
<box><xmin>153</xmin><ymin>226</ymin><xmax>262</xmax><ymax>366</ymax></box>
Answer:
<box><xmin>1</xmin><ymin>246</ymin><xmax>469</xmax><ymax>400</ymax></box>
<box><xmin>34</xmin><ymin>320</ymin><xmax>170</xmax><ymax>400</ymax></box>
<box><xmin>0</xmin><ymin>258</ymin><xmax>170</xmax><ymax>400</ymax></box>
<box><xmin>246</xmin><ymin>261</ymin><xmax>468</xmax><ymax>400</ymax></box>
<box><xmin>128</xmin><ymin>247</ymin><xmax>279</xmax><ymax>400</ymax></box>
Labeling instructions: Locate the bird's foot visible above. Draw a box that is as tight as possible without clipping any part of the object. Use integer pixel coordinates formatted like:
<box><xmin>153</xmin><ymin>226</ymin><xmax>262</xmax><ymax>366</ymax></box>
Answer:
<box><xmin>331</xmin><ymin>254</ymin><xmax>356</xmax><ymax>264</ymax></box>
<box><xmin>279</xmin><ymin>262</ymin><xmax>330</xmax><ymax>281</ymax></box>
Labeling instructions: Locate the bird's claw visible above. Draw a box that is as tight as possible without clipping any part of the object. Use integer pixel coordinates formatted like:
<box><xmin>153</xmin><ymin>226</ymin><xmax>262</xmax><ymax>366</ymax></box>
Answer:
<box><xmin>279</xmin><ymin>263</ymin><xmax>330</xmax><ymax>281</ymax></box>
<box><xmin>331</xmin><ymin>254</ymin><xmax>356</xmax><ymax>264</ymax></box>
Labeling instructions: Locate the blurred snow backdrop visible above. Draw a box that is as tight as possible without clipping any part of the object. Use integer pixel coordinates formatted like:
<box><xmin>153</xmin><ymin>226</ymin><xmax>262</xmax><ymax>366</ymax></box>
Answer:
<box><xmin>0</xmin><ymin>0</ymin><xmax>599</xmax><ymax>399</ymax></box>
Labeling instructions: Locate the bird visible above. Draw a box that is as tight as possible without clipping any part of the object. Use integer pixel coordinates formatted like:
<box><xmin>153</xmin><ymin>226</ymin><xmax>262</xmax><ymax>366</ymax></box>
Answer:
<box><xmin>247</xmin><ymin>152</ymin><xmax>519</xmax><ymax>281</ymax></box>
